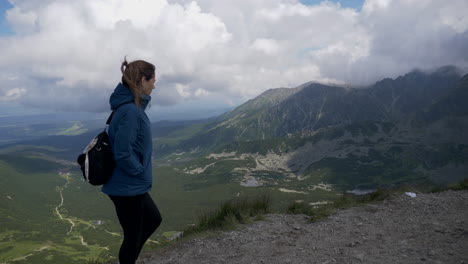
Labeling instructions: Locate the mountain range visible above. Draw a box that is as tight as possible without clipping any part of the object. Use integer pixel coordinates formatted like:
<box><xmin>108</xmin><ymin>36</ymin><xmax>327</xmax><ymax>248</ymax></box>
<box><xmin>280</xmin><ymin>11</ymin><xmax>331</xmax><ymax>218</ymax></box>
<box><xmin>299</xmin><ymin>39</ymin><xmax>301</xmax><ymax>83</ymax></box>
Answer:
<box><xmin>156</xmin><ymin>65</ymin><xmax>468</xmax><ymax>189</ymax></box>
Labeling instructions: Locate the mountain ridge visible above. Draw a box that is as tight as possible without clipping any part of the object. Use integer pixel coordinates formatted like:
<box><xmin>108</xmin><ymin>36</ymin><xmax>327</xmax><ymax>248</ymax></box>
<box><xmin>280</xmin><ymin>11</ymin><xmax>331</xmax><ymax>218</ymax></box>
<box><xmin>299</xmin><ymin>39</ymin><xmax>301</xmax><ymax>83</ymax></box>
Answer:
<box><xmin>173</xmin><ymin>66</ymin><xmax>464</xmax><ymax>152</ymax></box>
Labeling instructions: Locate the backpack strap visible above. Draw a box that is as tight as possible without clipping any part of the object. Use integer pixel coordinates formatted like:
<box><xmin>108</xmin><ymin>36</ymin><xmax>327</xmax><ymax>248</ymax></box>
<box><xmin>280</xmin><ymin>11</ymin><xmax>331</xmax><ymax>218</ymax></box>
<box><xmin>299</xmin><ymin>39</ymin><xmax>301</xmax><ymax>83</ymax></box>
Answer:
<box><xmin>106</xmin><ymin>111</ymin><xmax>115</xmax><ymax>125</ymax></box>
<box><xmin>105</xmin><ymin>102</ymin><xmax>131</xmax><ymax>126</ymax></box>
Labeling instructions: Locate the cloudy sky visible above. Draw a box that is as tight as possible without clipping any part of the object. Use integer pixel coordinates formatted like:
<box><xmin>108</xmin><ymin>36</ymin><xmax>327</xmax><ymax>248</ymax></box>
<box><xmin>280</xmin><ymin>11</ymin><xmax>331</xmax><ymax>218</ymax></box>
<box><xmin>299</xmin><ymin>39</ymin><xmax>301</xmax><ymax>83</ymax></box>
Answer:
<box><xmin>0</xmin><ymin>0</ymin><xmax>467</xmax><ymax>117</ymax></box>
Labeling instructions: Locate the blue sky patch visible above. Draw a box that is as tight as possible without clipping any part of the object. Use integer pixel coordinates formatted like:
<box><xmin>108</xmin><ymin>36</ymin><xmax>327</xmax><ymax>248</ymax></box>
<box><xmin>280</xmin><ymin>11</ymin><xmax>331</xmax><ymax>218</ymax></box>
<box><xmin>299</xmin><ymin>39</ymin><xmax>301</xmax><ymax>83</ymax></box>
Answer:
<box><xmin>0</xmin><ymin>0</ymin><xmax>13</xmax><ymax>36</ymax></box>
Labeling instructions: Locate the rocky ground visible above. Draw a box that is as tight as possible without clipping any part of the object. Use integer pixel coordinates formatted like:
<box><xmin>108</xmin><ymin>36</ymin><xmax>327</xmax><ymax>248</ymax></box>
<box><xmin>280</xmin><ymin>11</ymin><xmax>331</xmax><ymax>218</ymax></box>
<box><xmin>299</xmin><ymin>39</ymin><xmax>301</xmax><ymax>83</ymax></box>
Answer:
<box><xmin>143</xmin><ymin>190</ymin><xmax>468</xmax><ymax>264</ymax></box>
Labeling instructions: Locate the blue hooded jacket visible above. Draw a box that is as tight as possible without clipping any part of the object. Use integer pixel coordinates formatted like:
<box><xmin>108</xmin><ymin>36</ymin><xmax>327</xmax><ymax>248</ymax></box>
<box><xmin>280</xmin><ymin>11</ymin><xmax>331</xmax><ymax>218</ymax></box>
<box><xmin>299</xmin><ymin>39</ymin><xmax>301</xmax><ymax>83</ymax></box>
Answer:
<box><xmin>101</xmin><ymin>83</ymin><xmax>153</xmax><ymax>196</ymax></box>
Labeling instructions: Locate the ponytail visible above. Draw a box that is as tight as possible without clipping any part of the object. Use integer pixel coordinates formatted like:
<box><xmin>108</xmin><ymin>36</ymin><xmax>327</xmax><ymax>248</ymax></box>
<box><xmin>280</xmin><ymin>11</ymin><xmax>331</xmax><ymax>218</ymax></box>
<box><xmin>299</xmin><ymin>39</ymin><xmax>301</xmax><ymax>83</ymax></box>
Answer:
<box><xmin>121</xmin><ymin>56</ymin><xmax>156</xmax><ymax>107</ymax></box>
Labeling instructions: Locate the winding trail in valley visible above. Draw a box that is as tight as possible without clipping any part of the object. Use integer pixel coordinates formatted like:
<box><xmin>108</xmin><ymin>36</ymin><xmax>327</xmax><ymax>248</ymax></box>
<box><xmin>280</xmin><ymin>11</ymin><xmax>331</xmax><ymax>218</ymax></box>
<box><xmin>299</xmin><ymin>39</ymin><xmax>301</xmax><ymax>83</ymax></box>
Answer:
<box><xmin>55</xmin><ymin>174</ymin><xmax>75</xmax><ymax>234</ymax></box>
<box><xmin>10</xmin><ymin>246</ymin><xmax>51</xmax><ymax>262</ymax></box>
<box><xmin>8</xmin><ymin>175</ymin><xmax>76</xmax><ymax>263</ymax></box>
<box><xmin>6</xmin><ymin>173</ymin><xmax>115</xmax><ymax>263</ymax></box>
<box><xmin>53</xmin><ymin>174</ymin><xmax>108</xmax><ymax>250</ymax></box>
<box><xmin>7</xmin><ymin>174</ymin><xmax>77</xmax><ymax>263</ymax></box>
<box><xmin>53</xmin><ymin>174</ymin><xmax>120</xmax><ymax>248</ymax></box>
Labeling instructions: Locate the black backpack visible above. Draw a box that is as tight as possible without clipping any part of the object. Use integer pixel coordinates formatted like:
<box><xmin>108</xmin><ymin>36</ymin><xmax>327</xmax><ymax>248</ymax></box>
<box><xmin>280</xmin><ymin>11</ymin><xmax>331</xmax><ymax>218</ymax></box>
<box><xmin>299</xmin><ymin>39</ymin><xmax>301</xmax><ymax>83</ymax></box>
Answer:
<box><xmin>77</xmin><ymin>112</ymin><xmax>116</xmax><ymax>185</ymax></box>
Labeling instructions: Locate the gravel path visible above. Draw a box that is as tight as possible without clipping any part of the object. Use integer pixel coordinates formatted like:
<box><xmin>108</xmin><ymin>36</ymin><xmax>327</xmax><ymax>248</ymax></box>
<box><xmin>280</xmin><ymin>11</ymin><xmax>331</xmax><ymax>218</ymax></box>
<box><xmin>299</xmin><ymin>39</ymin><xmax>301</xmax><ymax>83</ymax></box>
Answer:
<box><xmin>144</xmin><ymin>190</ymin><xmax>468</xmax><ymax>264</ymax></box>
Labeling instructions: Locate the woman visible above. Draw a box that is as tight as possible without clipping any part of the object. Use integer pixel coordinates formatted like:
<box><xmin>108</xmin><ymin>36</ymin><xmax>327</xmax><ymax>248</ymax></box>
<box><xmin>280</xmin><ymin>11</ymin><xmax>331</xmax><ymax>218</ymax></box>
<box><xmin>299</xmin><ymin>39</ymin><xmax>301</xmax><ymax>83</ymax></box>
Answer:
<box><xmin>102</xmin><ymin>57</ymin><xmax>162</xmax><ymax>264</ymax></box>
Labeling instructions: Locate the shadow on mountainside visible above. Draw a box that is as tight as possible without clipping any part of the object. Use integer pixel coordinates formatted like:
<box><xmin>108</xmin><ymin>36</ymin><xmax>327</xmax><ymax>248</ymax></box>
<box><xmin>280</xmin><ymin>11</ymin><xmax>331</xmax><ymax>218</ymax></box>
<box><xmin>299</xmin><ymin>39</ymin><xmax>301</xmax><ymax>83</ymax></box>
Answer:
<box><xmin>142</xmin><ymin>190</ymin><xmax>468</xmax><ymax>264</ymax></box>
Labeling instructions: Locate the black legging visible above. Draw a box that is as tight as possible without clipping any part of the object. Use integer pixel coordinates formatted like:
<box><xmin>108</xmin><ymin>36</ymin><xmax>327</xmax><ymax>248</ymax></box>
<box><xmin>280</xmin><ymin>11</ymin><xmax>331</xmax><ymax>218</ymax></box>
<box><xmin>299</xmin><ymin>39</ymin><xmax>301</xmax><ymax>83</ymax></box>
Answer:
<box><xmin>109</xmin><ymin>193</ymin><xmax>162</xmax><ymax>264</ymax></box>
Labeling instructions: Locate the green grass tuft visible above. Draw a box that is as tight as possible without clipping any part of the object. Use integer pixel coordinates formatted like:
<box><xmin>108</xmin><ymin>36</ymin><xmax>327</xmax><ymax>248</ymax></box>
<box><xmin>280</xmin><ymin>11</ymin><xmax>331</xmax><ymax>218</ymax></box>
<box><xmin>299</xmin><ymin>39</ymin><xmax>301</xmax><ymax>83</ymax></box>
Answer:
<box><xmin>429</xmin><ymin>178</ymin><xmax>468</xmax><ymax>193</ymax></box>
<box><xmin>448</xmin><ymin>178</ymin><xmax>468</xmax><ymax>191</ymax></box>
<box><xmin>286</xmin><ymin>201</ymin><xmax>315</xmax><ymax>215</ymax></box>
<box><xmin>287</xmin><ymin>189</ymin><xmax>392</xmax><ymax>222</ymax></box>
<box><xmin>86</xmin><ymin>253</ymin><xmax>116</xmax><ymax>264</ymax></box>
<box><xmin>86</xmin><ymin>258</ymin><xmax>111</xmax><ymax>264</ymax></box>
<box><xmin>183</xmin><ymin>194</ymin><xmax>270</xmax><ymax>235</ymax></box>
<box><xmin>286</xmin><ymin>201</ymin><xmax>334</xmax><ymax>221</ymax></box>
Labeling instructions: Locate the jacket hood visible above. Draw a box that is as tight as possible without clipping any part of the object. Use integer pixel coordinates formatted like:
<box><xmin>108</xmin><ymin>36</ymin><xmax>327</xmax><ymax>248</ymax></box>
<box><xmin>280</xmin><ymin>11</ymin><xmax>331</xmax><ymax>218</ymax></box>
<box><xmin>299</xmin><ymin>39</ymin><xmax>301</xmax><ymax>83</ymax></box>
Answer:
<box><xmin>109</xmin><ymin>83</ymin><xmax>151</xmax><ymax>110</ymax></box>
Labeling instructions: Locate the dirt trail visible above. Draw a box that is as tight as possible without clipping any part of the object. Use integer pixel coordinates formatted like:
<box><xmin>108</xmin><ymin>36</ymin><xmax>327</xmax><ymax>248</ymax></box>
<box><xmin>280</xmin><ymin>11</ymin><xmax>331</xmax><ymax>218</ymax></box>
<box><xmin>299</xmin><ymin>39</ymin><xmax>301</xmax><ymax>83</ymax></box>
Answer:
<box><xmin>55</xmin><ymin>174</ymin><xmax>75</xmax><ymax>234</ymax></box>
<box><xmin>144</xmin><ymin>190</ymin><xmax>468</xmax><ymax>264</ymax></box>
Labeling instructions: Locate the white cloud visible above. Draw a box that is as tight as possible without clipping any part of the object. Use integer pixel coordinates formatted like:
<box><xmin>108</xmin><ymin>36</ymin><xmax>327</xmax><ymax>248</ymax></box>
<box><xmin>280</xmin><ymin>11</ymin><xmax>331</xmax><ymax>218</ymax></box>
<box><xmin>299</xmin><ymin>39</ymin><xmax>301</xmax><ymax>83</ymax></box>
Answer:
<box><xmin>251</xmin><ymin>38</ymin><xmax>280</xmax><ymax>55</ymax></box>
<box><xmin>0</xmin><ymin>87</ymin><xmax>27</xmax><ymax>102</ymax></box>
<box><xmin>175</xmin><ymin>83</ymin><xmax>191</xmax><ymax>98</ymax></box>
<box><xmin>362</xmin><ymin>0</ymin><xmax>390</xmax><ymax>13</ymax></box>
<box><xmin>258</xmin><ymin>2</ymin><xmax>313</xmax><ymax>20</ymax></box>
<box><xmin>0</xmin><ymin>0</ymin><xmax>467</xmax><ymax>113</ymax></box>
<box><xmin>5</xmin><ymin>6</ymin><xmax>37</xmax><ymax>34</ymax></box>
<box><xmin>86</xmin><ymin>0</ymin><xmax>166</xmax><ymax>29</ymax></box>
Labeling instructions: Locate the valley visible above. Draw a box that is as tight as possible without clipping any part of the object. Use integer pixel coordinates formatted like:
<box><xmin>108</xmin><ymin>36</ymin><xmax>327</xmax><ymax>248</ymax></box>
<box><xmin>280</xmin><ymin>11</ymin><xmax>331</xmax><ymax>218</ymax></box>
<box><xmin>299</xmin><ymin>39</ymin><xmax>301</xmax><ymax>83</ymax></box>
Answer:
<box><xmin>0</xmin><ymin>153</ymin><xmax>337</xmax><ymax>263</ymax></box>
<box><xmin>0</xmin><ymin>160</ymin><xmax>119</xmax><ymax>263</ymax></box>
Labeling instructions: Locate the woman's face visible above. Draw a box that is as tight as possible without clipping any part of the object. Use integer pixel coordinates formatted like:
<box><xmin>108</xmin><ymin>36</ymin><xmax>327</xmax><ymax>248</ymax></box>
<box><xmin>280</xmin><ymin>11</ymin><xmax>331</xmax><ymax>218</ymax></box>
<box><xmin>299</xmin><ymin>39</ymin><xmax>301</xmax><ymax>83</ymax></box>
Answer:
<box><xmin>141</xmin><ymin>75</ymin><xmax>156</xmax><ymax>95</ymax></box>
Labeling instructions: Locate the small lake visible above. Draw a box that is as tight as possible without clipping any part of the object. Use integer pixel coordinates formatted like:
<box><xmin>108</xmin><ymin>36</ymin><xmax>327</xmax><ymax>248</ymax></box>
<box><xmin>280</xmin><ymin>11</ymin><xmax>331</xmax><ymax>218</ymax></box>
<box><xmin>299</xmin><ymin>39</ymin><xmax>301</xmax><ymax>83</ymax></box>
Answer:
<box><xmin>346</xmin><ymin>188</ymin><xmax>376</xmax><ymax>195</ymax></box>
<box><xmin>241</xmin><ymin>178</ymin><xmax>261</xmax><ymax>187</ymax></box>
